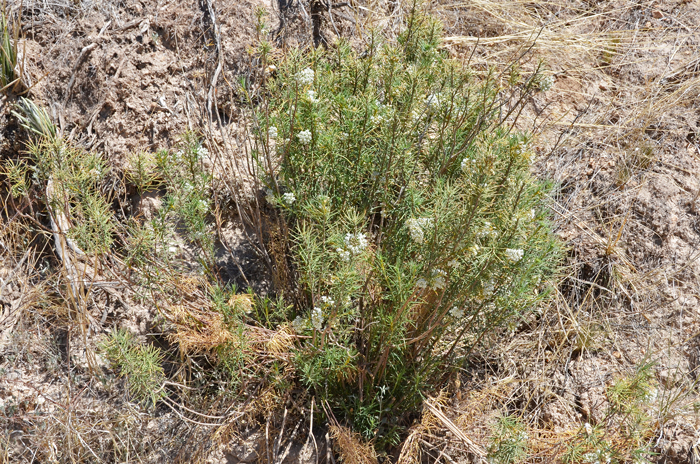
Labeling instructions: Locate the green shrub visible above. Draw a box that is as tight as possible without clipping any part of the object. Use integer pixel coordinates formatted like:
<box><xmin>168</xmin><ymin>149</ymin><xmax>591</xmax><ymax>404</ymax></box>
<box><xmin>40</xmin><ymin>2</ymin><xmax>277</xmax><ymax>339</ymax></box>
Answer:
<box><xmin>26</xmin><ymin>137</ymin><xmax>114</xmax><ymax>255</ymax></box>
<box><xmin>562</xmin><ymin>363</ymin><xmax>656</xmax><ymax>463</ymax></box>
<box><xmin>101</xmin><ymin>329</ymin><xmax>166</xmax><ymax>406</ymax></box>
<box><xmin>251</xmin><ymin>11</ymin><xmax>560</xmax><ymax>447</ymax></box>
<box><xmin>489</xmin><ymin>414</ymin><xmax>529</xmax><ymax>464</ymax></box>
<box><xmin>6</xmin><ymin>100</ymin><xmax>114</xmax><ymax>256</ymax></box>
<box><xmin>154</xmin><ymin>132</ymin><xmax>215</xmax><ymax>271</ymax></box>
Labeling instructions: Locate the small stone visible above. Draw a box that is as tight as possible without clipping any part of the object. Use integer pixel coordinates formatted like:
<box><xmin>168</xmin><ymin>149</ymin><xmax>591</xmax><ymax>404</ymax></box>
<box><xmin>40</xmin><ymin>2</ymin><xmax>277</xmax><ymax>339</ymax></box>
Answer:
<box><xmin>652</xmin><ymin>10</ymin><xmax>664</xmax><ymax>19</ymax></box>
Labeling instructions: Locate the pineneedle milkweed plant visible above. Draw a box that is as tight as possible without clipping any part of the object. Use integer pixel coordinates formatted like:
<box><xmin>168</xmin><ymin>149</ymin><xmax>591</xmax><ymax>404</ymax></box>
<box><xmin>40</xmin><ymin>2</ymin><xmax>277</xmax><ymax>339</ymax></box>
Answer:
<box><xmin>250</xmin><ymin>12</ymin><xmax>561</xmax><ymax>447</ymax></box>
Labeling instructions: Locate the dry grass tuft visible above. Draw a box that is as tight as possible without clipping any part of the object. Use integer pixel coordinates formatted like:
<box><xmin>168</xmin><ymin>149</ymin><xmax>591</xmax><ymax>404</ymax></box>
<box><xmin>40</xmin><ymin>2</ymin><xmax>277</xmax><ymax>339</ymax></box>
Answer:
<box><xmin>168</xmin><ymin>304</ymin><xmax>233</xmax><ymax>354</ymax></box>
<box><xmin>329</xmin><ymin>424</ymin><xmax>378</xmax><ymax>464</ymax></box>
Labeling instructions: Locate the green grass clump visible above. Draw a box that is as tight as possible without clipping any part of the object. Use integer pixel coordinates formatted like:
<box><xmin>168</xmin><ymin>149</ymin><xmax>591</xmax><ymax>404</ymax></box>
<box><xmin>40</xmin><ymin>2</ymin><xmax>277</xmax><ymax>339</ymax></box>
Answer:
<box><xmin>562</xmin><ymin>363</ymin><xmax>656</xmax><ymax>463</ymax></box>
<box><xmin>27</xmin><ymin>137</ymin><xmax>114</xmax><ymax>255</ymax></box>
<box><xmin>489</xmin><ymin>414</ymin><xmax>529</xmax><ymax>464</ymax></box>
<box><xmin>101</xmin><ymin>329</ymin><xmax>166</xmax><ymax>406</ymax></box>
<box><xmin>252</xmin><ymin>10</ymin><xmax>561</xmax><ymax>447</ymax></box>
<box><xmin>6</xmin><ymin>100</ymin><xmax>114</xmax><ymax>256</ymax></box>
<box><xmin>155</xmin><ymin>132</ymin><xmax>215</xmax><ymax>270</ymax></box>
<box><xmin>1</xmin><ymin>8</ymin><xmax>18</xmax><ymax>92</ymax></box>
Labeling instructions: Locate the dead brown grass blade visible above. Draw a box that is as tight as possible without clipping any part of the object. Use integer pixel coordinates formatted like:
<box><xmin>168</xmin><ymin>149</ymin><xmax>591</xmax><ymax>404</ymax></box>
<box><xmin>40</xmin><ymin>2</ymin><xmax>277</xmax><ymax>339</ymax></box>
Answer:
<box><xmin>424</xmin><ymin>397</ymin><xmax>487</xmax><ymax>462</ymax></box>
<box><xmin>328</xmin><ymin>424</ymin><xmax>378</xmax><ymax>464</ymax></box>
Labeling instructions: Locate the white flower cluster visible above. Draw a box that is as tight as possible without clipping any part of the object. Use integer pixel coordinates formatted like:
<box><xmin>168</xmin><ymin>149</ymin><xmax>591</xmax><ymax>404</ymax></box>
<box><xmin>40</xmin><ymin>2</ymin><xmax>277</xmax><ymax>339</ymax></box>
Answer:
<box><xmin>410</xmin><ymin>108</ymin><xmax>422</xmax><ymax>123</ymax></box>
<box><xmin>344</xmin><ymin>232</ymin><xmax>368</xmax><ymax>255</ymax></box>
<box><xmin>306</xmin><ymin>90</ymin><xmax>318</xmax><ymax>103</ymax></box>
<box><xmin>431</xmin><ymin>268</ymin><xmax>447</xmax><ymax>290</ymax></box>
<box><xmin>461</xmin><ymin>157</ymin><xmax>477</xmax><ymax>173</ymax></box>
<box><xmin>195</xmin><ymin>144</ymin><xmax>209</xmax><ymax>159</ymax></box>
<box><xmin>336</xmin><ymin>247</ymin><xmax>351</xmax><ymax>262</ymax></box>
<box><xmin>447</xmin><ymin>259</ymin><xmax>459</xmax><ymax>269</ymax></box>
<box><xmin>297</xmin><ymin>129</ymin><xmax>312</xmax><ymax>144</ymax></box>
<box><xmin>582</xmin><ymin>450</ymin><xmax>611</xmax><ymax>464</ymax></box>
<box><xmin>504</xmin><ymin>248</ymin><xmax>524</xmax><ymax>263</ymax></box>
<box><xmin>320</xmin><ymin>295</ymin><xmax>335</xmax><ymax>307</ymax></box>
<box><xmin>406</xmin><ymin>217</ymin><xmax>433</xmax><ymax>243</ymax></box>
<box><xmin>283</xmin><ymin>192</ymin><xmax>296</xmax><ymax>205</ymax></box>
<box><xmin>449</xmin><ymin>306</ymin><xmax>464</xmax><ymax>318</ymax></box>
<box><xmin>268</xmin><ymin>126</ymin><xmax>278</xmax><ymax>139</ymax></box>
<box><xmin>483</xmin><ymin>279</ymin><xmax>496</xmax><ymax>296</ymax></box>
<box><xmin>424</xmin><ymin>93</ymin><xmax>441</xmax><ymax>109</ymax></box>
<box><xmin>539</xmin><ymin>74</ymin><xmax>555</xmax><ymax>92</ymax></box>
<box><xmin>370</xmin><ymin>114</ymin><xmax>384</xmax><ymax>125</ymax></box>
<box><xmin>417</xmin><ymin>268</ymin><xmax>447</xmax><ymax>291</ymax></box>
<box><xmin>311</xmin><ymin>306</ymin><xmax>324</xmax><ymax>330</ymax></box>
<box><xmin>297</xmin><ymin>67</ymin><xmax>314</xmax><ymax>86</ymax></box>
<box><xmin>197</xmin><ymin>199</ymin><xmax>209</xmax><ymax>214</ymax></box>
<box><xmin>291</xmin><ymin>315</ymin><xmax>306</xmax><ymax>332</ymax></box>
<box><xmin>477</xmin><ymin>221</ymin><xmax>497</xmax><ymax>239</ymax></box>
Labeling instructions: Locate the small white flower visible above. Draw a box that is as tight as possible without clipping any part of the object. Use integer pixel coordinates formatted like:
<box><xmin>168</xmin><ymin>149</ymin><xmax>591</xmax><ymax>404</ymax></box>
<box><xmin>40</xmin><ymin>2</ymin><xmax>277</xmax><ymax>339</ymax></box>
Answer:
<box><xmin>196</xmin><ymin>145</ymin><xmax>209</xmax><ymax>158</ymax></box>
<box><xmin>297</xmin><ymin>129</ymin><xmax>312</xmax><ymax>144</ymax></box>
<box><xmin>410</xmin><ymin>108</ymin><xmax>422</xmax><ymax>122</ymax></box>
<box><xmin>291</xmin><ymin>316</ymin><xmax>306</xmax><ymax>332</ymax></box>
<box><xmin>584</xmin><ymin>422</ymin><xmax>593</xmax><ymax>435</ymax></box>
<box><xmin>504</xmin><ymin>248</ymin><xmax>524</xmax><ymax>263</ymax></box>
<box><xmin>406</xmin><ymin>217</ymin><xmax>433</xmax><ymax>244</ymax></box>
<box><xmin>345</xmin><ymin>232</ymin><xmax>368</xmax><ymax>255</ymax></box>
<box><xmin>336</xmin><ymin>247</ymin><xmax>351</xmax><ymax>262</ymax></box>
<box><xmin>449</xmin><ymin>307</ymin><xmax>464</xmax><ymax>318</ymax></box>
<box><xmin>460</xmin><ymin>157</ymin><xmax>477</xmax><ymax>172</ymax></box>
<box><xmin>529</xmin><ymin>209</ymin><xmax>536</xmax><ymax>220</ymax></box>
<box><xmin>483</xmin><ymin>279</ymin><xmax>496</xmax><ymax>296</ymax></box>
<box><xmin>447</xmin><ymin>259</ymin><xmax>459</xmax><ymax>269</ymax></box>
<box><xmin>311</xmin><ymin>306</ymin><xmax>324</xmax><ymax>330</ymax></box>
<box><xmin>416</xmin><ymin>278</ymin><xmax>428</xmax><ymax>290</ymax></box>
<box><xmin>306</xmin><ymin>90</ymin><xmax>318</xmax><ymax>102</ymax></box>
<box><xmin>320</xmin><ymin>296</ymin><xmax>335</xmax><ymax>307</ymax></box>
<box><xmin>645</xmin><ymin>388</ymin><xmax>657</xmax><ymax>402</ymax></box>
<box><xmin>268</xmin><ymin>126</ymin><xmax>278</xmax><ymax>139</ymax></box>
<box><xmin>370</xmin><ymin>114</ymin><xmax>384</xmax><ymax>125</ymax></box>
<box><xmin>477</xmin><ymin>221</ymin><xmax>497</xmax><ymax>239</ymax></box>
<box><xmin>282</xmin><ymin>192</ymin><xmax>296</xmax><ymax>205</ymax></box>
<box><xmin>539</xmin><ymin>74</ymin><xmax>555</xmax><ymax>92</ymax></box>
<box><xmin>297</xmin><ymin>67</ymin><xmax>314</xmax><ymax>86</ymax></box>
<box><xmin>424</xmin><ymin>93</ymin><xmax>441</xmax><ymax>109</ymax></box>
<box><xmin>430</xmin><ymin>268</ymin><xmax>447</xmax><ymax>290</ymax></box>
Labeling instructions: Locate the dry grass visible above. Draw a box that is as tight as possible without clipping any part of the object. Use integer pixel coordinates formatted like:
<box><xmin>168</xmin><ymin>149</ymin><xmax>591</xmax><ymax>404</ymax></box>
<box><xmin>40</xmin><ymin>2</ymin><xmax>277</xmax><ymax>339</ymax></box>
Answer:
<box><xmin>329</xmin><ymin>424</ymin><xmax>379</xmax><ymax>464</ymax></box>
